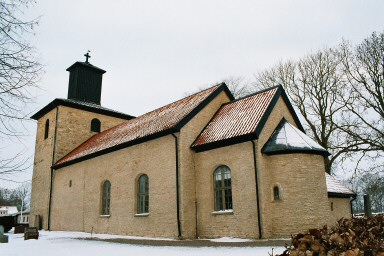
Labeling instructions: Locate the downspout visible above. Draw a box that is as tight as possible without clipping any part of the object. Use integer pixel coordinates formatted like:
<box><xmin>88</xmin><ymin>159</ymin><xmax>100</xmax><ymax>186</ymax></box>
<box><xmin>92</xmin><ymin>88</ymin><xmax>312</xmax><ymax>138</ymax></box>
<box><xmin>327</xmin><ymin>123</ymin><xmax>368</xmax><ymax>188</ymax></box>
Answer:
<box><xmin>48</xmin><ymin>107</ymin><xmax>59</xmax><ymax>231</ymax></box>
<box><xmin>251</xmin><ymin>140</ymin><xmax>262</xmax><ymax>239</ymax></box>
<box><xmin>350</xmin><ymin>195</ymin><xmax>357</xmax><ymax>217</ymax></box>
<box><xmin>171</xmin><ymin>133</ymin><xmax>182</xmax><ymax>239</ymax></box>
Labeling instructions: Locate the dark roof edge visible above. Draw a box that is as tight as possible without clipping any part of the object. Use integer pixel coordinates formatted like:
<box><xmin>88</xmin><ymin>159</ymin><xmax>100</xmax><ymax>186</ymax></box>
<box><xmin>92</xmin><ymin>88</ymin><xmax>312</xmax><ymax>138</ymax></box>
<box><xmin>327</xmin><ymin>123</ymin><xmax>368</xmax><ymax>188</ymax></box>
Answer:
<box><xmin>192</xmin><ymin>133</ymin><xmax>256</xmax><ymax>153</ymax></box>
<box><xmin>262</xmin><ymin>148</ymin><xmax>331</xmax><ymax>157</ymax></box>
<box><xmin>254</xmin><ymin>85</ymin><xmax>305</xmax><ymax>137</ymax></box>
<box><xmin>260</xmin><ymin>118</ymin><xmax>331</xmax><ymax>156</ymax></box>
<box><xmin>175</xmin><ymin>83</ymin><xmax>234</xmax><ymax>130</ymax></box>
<box><xmin>66</xmin><ymin>61</ymin><xmax>106</xmax><ymax>74</ymax></box>
<box><xmin>31</xmin><ymin>99</ymin><xmax>135</xmax><ymax>120</ymax></box>
<box><xmin>328</xmin><ymin>192</ymin><xmax>357</xmax><ymax>198</ymax></box>
<box><xmin>278</xmin><ymin>85</ymin><xmax>305</xmax><ymax>132</ymax></box>
<box><xmin>53</xmin><ymin>128</ymin><xmax>177</xmax><ymax>170</ymax></box>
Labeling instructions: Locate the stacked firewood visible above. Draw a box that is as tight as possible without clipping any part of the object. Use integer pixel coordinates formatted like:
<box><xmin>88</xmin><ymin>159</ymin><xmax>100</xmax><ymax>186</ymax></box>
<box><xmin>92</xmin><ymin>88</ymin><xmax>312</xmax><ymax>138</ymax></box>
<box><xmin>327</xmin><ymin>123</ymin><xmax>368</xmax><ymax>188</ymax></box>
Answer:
<box><xmin>277</xmin><ymin>215</ymin><xmax>384</xmax><ymax>256</ymax></box>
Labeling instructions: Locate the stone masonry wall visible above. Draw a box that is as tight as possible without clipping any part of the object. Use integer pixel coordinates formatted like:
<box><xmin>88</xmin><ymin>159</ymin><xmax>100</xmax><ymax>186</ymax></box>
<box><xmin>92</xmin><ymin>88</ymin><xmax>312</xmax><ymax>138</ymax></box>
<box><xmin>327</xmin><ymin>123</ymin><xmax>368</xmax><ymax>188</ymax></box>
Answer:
<box><xmin>50</xmin><ymin>135</ymin><xmax>179</xmax><ymax>238</ymax></box>
<box><xmin>54</xmin><ymin>105</ymin><xmax>129</xmax><ymax>162</ymax></box>
<box><xmin>266</xmin><ymin>154</ymin><xmax>330</xmax><ymax>237</ymax></box>
<box><xmin>178</xmin><ymin>90</ymin><xmax>231</xmax><ymax>239</ymax></box>
<box><xmin>256</xmin><ymin>96</ymin><xmax>331</xmax><ymax>238</ymax></box>
<box><xmin>328</xmin><ymin>198</ymin><xmax>352</xmax><ymax>226</ymax></box>
<box><xmin>194</xmin><ymin>142</ymin><xmax>259</xmax><ymax>238</ymax></box>
<box><xmin>30</xmin><ymin>108</ymin><xmax>58</xmax><ymax>229</ymax></box>
<box><xmin>30</xmin><ymin>105</ymin><xmax>129</xmax><ymax>229</ymax></box>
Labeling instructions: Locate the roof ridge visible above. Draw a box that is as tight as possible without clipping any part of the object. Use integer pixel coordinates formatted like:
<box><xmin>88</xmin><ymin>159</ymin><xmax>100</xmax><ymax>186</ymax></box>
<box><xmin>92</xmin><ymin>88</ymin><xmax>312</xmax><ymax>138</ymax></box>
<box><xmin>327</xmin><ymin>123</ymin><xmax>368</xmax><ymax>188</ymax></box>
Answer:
<box><xmin>137</xmin><ymin>82</ymin><xmax>224</xmax><ymax>117</ymax></box>
<box><xmin>220</xmin><ymin>84</ymin><xmax>282</xmax><ymax>107</ymax></box>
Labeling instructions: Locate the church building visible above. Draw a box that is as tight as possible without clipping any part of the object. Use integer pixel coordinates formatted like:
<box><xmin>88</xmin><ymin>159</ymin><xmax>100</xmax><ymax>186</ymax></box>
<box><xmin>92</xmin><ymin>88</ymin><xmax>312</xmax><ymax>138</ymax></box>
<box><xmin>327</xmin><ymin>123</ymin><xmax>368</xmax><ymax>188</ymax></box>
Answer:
<box><xmin>29</xmin><ymin>58</ymin><xmax>355</xmax><ymax>239</ymax></box>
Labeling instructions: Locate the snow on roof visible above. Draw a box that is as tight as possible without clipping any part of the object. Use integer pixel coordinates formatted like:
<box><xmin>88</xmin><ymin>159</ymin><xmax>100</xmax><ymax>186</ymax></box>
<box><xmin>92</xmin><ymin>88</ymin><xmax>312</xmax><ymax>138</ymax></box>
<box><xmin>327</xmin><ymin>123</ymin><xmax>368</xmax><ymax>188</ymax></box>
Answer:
<box><xmin>0</xmin><ymin>206</ymin><xmax>18</xmax><ymax>215</ymax></box>
<box><xmin>55</xmin><ymin>84</ymin><xmax>230</xmax><ymax>168</ymax></box>
<box><xmin>262</xmin><ymin>119</ymin><xmax>330</xmax><ymax>156</ymax></box>
<box><xmin>326</xmin><ymin>173</ymin><xmax>355</xmax><ymax>196</ymax></box>
<box><xmin>191</xmin><ymin>86</ymin><xmax>279</xmax><ymax>150</ymax></box>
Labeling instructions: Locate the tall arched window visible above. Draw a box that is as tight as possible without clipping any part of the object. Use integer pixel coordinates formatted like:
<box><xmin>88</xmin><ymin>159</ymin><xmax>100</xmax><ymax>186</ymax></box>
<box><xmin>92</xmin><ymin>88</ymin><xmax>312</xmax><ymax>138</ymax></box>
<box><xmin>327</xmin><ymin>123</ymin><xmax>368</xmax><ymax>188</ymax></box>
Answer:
<box><xmin>214</xmin><ymin>166</ymin><xmax>232</xmax><ymax>211</ymax></box>
<box><xmin>44</xmin><ymin>119</ymin><xmax>50</xmax><ymax>139</ymax></box>
<box><xmin>91</xmin><ymin>118</ymin><xmax>101</xmax><ymax>133</ymax></box>
<box><xmin>137</xmin><ymin>174</ymin><xmax>149</xmax><ymax>214</ymax></box>
<box><xmin>101</xmin><ymin>180</ymin><xmax>111</xmax><ymax>215</ymax></box>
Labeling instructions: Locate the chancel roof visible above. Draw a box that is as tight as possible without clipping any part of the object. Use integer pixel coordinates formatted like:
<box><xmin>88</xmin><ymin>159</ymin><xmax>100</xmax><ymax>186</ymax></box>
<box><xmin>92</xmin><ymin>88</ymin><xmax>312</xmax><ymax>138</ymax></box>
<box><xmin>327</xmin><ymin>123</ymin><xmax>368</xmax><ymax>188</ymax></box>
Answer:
<box><xmin>54</xmin><ymin>83</ymin><xmax>232</xmax><ymax>169</ymax></box>
<box><xmin>191</xmin><ymin>85</ymin><xmax>304</xmax><ymax>152</ymax></box>
<box><xmin>326</xmin><ymin>173</ymin><xmax>356</xmax><ymax>198</ymax></box>
<box><xmin>261</xmin><ymin>119</ymin><xmax>331</xmax><ymax>156</ymax></box>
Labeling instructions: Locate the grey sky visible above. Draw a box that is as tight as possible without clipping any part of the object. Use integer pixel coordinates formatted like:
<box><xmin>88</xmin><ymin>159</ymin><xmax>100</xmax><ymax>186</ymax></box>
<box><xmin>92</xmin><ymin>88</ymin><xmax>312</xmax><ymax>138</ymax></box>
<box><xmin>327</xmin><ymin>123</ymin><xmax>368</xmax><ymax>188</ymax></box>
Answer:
<box><xmin>2</xmin><ymin>0</ymin><xmax>384</xmax><ymax>187</ymax></box>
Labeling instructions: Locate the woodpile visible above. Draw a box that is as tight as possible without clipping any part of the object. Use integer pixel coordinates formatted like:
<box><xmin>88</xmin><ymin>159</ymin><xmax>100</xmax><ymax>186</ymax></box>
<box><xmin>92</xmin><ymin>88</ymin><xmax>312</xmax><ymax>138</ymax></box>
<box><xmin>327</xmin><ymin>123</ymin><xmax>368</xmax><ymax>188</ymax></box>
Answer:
<box><xmin>277</xmin><ymin>215</ymin><xmax>384</xmax><ymax>256</ymax></box>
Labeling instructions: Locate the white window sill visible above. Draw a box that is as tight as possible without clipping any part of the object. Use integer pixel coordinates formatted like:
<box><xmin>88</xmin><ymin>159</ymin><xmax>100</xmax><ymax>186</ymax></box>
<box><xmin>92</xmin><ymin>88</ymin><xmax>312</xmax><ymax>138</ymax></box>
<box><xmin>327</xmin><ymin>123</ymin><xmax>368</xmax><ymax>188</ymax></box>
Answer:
<box><xmin>212</xmin><ymin>210</ymin><xmax>233</xmax><ymax>215</ymax></box>
<box><xmin>99</xmin><ymin>215</ymin><xmax>110</xmax><ymax>218</ymax></box>
<box><xmin>135</xmin><ymin>213</ymin><xmax>149</xmax><ymax>217</ymax></box>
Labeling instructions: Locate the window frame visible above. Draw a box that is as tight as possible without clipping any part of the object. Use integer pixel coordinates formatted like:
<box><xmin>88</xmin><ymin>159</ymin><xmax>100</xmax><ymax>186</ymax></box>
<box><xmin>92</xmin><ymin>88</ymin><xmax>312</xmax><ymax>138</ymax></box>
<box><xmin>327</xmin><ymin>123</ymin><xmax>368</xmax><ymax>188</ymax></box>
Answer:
<box><xmin>101</xmin><ymin>180</ymin><xmax>111</xmax><ymax>216</ymax></box>
<box><xmin>213</xmin><ymin>165</ymin><xmax>233</xmax><ymax>211</ymax></box>
<box><xmin>137</xmin><ymin>174</ymin><xmax>149</xmax><ymax>214</ymax></box>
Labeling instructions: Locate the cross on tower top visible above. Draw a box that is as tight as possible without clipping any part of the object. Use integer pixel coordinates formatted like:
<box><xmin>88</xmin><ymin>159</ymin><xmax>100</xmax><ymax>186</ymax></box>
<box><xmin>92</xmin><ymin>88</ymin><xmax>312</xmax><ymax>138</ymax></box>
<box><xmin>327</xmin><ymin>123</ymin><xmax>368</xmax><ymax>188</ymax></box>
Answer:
<box><xmin>84</xmin><ymin>50</ymin><xmax>91</xmax><ymax>63</ymax></box>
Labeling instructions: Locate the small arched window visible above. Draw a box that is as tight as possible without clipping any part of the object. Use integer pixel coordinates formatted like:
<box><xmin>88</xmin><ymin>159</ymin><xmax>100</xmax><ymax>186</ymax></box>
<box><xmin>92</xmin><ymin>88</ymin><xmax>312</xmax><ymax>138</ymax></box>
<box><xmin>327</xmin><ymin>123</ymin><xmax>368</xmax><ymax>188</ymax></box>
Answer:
<box><xmin>101</xmin><ymin>180</ymin><xmax>111</xmax><ymax>215</ymax></box>
<box><xmin>44</xmin><ymin>119</ymin><xmax>50</xmax><ymax>139</ymax></box>
<box><xmin>214</xmin><ymin>166</ymin><xmax>232</xmax><ymax>211</ymax></box>
<box><xmin>91</xmin><ymin>118</ymin><xmax>101</xmax><ymax>133</ymax></box>
<box><xmin>137</xmin><ymin>175</ymin><xmax>149</xmax><ymax>214</ymax></box>
<box><xmin>273</xmin><ymin>186</ymin><xmax>280</xmax><ymax>200</ymax></box>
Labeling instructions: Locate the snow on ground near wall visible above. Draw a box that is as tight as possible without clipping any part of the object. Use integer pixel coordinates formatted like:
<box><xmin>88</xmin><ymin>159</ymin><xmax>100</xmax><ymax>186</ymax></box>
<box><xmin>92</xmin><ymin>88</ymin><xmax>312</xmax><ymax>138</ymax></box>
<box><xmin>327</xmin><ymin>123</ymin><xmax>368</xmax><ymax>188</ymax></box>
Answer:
<box><xmin>0</xmin><ymin>230</ymin><xmax>285</xmax><ymax>256</ymax></box>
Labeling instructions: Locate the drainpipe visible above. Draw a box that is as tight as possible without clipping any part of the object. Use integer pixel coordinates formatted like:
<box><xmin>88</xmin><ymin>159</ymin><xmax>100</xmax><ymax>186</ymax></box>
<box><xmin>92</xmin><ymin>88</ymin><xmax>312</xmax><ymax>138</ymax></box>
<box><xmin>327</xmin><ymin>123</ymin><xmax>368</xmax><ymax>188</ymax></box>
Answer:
<box><xmin>171</xmin><ymin>133</ymin><xmax>182</xmax><ymax>239</ymax></box>
<box><xmin>48</xmin><ymin>107</ymin><xmax>59</xmax><ymax>231</ymax></box>
<box><xmin>251</xmin><ymin>140</ymin><xmax>262</xmax><ymax>239</ymax></box>
<box><xmin>350</xmin><ymin>195</ymin><xmax>356</xmax><ymax>217</ymax></box>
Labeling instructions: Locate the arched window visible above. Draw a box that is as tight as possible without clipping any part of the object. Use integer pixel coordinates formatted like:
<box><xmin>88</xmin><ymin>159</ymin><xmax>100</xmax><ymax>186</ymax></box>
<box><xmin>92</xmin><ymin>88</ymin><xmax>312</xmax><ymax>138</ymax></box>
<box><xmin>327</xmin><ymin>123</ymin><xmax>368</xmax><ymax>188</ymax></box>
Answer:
<box><xmin>273</xmin><ymin>186</ymin><xmax>280</xmax><ymax>200</ymax></box>
<box><xmin>101</xmin><ymin>180</ymin><xmax>111</xmax><ymax>215</ymax></box>
<box><xmin>44</xmin><ymin>119</ymin><xmax>50</xmax><ymax>139</ymax></box>
<box><xmin>214</xmin><ymin>166</ymin><xmax>232</xmax><ymax>211</ymax></box>
<box><xmin>91</xmin><ymin>118</ymin><xmax>101</xmax><ymax>133</ymax></box>
<box><xmin>137</xmin><ymin>175</ymin><xmax>149</xmax><ymax>214</ymax></box>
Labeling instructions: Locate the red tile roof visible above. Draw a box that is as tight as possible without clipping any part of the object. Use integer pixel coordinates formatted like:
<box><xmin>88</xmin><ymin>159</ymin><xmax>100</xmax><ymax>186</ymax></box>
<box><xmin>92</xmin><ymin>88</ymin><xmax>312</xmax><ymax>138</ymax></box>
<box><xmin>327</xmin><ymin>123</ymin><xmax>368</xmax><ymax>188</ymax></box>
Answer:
<box><xmin>191</xmin><ymin>86</ymin><xmax>279</xmax><ymax>151</ymax></box>
<box><xmin>55</xmin><ymin>83</ymin><xmax>232</xmax><ymax>169</ymax></box>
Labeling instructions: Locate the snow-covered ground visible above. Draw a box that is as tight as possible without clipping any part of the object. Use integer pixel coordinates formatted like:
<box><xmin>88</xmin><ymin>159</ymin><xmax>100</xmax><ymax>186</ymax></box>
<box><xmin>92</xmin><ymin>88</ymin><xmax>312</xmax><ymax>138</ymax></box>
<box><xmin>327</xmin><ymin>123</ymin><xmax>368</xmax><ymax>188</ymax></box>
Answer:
<box><xmin>0</xmin><ymin>230</ymin><xmax>284</xmax><ymax>256</ymax></box>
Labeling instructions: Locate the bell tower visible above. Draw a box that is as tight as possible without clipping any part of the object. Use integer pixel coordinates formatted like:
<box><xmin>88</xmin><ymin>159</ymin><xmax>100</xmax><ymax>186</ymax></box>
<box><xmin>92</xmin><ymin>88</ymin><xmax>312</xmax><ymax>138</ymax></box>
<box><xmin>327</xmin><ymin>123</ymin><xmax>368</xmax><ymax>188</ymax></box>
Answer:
<box><xmin>66</xmin><ymin>51</ymin><xmax>106</xmax><ymax>105</ymax></box>
<box><xmin>29</xmin><ymin>53</ymin><xmax>133</xmax><ymax>230</ymax></box>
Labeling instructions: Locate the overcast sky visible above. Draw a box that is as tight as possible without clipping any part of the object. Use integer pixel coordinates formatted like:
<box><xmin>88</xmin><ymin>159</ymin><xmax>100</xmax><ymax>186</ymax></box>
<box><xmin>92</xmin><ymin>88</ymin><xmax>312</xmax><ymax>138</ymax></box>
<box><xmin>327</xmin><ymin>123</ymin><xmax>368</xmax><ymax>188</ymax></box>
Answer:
<box><xmin>2</xmin><ymin>0</ymin><xmax>384</xmax><ymax>188</ymax></box>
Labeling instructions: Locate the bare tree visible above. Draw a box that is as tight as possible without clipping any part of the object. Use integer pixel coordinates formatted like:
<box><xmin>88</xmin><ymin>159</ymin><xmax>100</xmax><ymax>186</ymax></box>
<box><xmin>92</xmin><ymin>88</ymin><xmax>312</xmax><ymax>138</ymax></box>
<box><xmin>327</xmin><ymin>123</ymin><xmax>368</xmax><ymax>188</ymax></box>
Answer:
<box><xmin>0</xmin><ymin>0</ymin><xmax>41</xmax><ymax>179</ymax></box>
<box><xmin>254</xmin><ymin>48</ymin><xmax>362</xmax><ymax>173</ymax></box>
<box><xmin>0</xmin><ymin>182</ymin><xmax>31</xmax><ymax>210</ymax></box>
<box><xmin>223</xmin><ymin>76</ymin><xmax>253</xmax><ymax>98</ymax></box>
<box><xmin>338</xmin><ymin>32</ymin><xmax>384</xmax><ymax>159</ymax></box>
<box><xmin>14</xmin><ymin>182</ymin><xmax>31</xmax><ymax>211</ymax></box>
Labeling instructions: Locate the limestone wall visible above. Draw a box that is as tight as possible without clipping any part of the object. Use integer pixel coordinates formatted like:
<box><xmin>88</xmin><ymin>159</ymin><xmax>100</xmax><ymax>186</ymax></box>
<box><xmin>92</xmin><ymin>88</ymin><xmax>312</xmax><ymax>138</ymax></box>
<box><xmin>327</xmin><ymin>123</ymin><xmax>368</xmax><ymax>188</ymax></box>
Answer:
<box><xmin>30</xmin><ymin>104</ymin><xmax>129</xmax><ymax>229</ymax></box>
<box><xmin>194</xmin><ymin>142</ymin><xmax>259</xmax><ymax>238</ymax></box>
<box><xmin>265</xmin><ymin>154</ymin><xmax>330</xmax><ymax>237</ymax></box>
<box><xmin>178</xmin><ymin>90</ymin><xmax>231</xmax><ymax>239</ymax></box>
<box><xmin>50</xmin><ymin>135</ymin><xmax>179</xmax><ymax>237</ymax></box>
<box><xmin>54</xmin><ymin>105</ymin><xmax>129</xmax><ymax>162</ymax></box>
<box><xmin>30</xmin><ymin>108</ymin><xmax>58</xmax><ymax>229</ymax></box>
<box><xmin>256</xmin><ymin>96</ymin><xmax>330</xmax><ymax>238</ymax></box>
<box><xmin>328</xmin><ymin>197</ymin><xmax>352</xmax><ymax>226</ymax></box>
